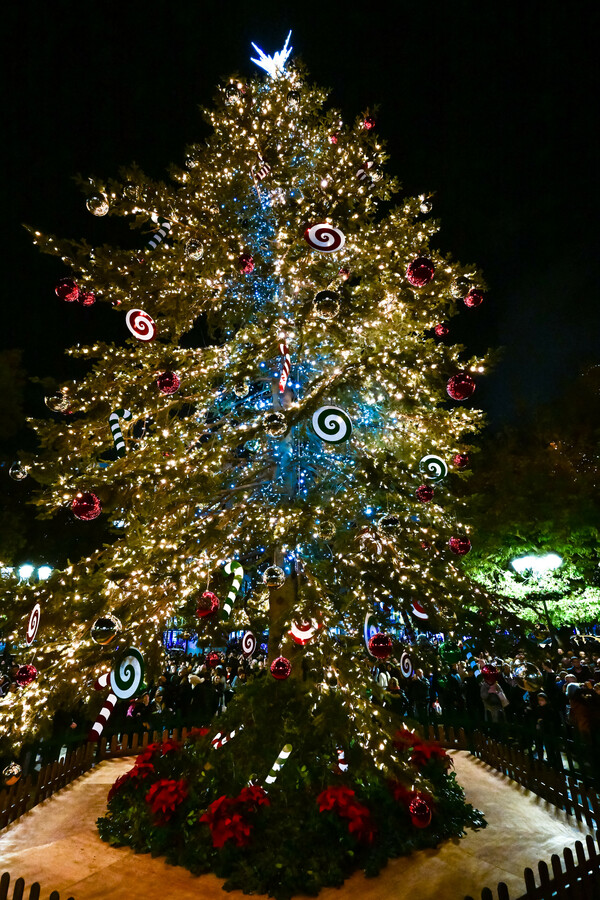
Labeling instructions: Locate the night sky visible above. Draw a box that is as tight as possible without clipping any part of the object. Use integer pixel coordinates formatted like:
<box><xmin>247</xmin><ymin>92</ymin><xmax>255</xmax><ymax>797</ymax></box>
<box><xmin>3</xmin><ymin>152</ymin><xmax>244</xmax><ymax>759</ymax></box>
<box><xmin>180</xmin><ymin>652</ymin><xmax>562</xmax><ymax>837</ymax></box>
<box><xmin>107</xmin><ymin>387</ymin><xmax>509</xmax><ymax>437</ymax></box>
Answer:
<box><xmin>4</xmin><ymin>1</ymin><xmax>599</xmax><ymax>428</ymax></box>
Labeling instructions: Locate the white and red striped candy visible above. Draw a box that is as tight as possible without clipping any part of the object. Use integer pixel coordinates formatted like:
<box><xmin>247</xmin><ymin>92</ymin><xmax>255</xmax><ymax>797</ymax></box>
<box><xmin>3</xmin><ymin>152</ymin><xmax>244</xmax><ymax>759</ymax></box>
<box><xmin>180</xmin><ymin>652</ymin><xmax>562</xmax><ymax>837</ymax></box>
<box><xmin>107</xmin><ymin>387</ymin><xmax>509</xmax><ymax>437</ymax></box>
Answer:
<box><xmin>26</xmin><ymin>604</ymin><xmax>41</xmax><ymax>646</ymax></box>
<box><xmin>88</xmin><ymin>672</ymin><xmax>117</xmax><ymax>742</ymax></box>
<box><xmin>278</xmin><ymin>342</ymin><xmax>291</xmax><ymax>393</ymax></box>
<box><xmin>304</xmin><ymin>223</ymin><xmax>345</xmax><ymax>253</ymax></box>
<box><xmin>411</xmin><ymin>600</ymin><xmax>429</xmax><ymax>620</ymax></box>
<box><xmin>288</xmin><ymin>619</ymin><xmax>320</xmax><ymax>645</ymax></box>
<box><xmin>125</xmin><ymin>309</ymin><xmax>156</xmax><ymax>342</ymax></box>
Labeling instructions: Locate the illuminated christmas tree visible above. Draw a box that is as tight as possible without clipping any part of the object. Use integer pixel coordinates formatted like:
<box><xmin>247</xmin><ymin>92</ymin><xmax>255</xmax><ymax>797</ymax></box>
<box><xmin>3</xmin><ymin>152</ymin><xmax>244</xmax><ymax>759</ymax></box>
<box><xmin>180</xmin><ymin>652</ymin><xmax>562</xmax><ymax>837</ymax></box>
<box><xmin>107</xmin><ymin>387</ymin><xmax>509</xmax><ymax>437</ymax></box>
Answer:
<box><xmin>3</xmin><ymin>35</ymin><xmax>496</xmax><ymax>894</ymax></box>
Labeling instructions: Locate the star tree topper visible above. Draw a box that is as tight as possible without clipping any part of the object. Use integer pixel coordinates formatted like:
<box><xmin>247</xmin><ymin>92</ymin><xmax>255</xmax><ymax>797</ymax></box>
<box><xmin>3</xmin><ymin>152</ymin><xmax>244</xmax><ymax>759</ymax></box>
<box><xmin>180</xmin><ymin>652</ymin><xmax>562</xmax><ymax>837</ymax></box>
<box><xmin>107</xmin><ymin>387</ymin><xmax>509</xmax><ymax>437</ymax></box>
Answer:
<box><xmin>250</xmin><ymin>31</ymin><xmax>293</xmax><ymax>79</ymax></box>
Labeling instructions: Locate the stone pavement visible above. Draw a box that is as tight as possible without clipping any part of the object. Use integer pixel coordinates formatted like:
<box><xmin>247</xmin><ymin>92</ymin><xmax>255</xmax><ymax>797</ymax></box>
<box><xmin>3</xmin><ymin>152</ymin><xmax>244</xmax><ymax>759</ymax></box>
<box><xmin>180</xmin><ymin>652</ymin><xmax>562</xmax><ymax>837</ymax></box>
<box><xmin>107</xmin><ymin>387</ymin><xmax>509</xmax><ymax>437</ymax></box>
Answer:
<box><xmin>0</xmin><ymin>751</ymin><xmax>590</xmax><ymax>899</ymax></box>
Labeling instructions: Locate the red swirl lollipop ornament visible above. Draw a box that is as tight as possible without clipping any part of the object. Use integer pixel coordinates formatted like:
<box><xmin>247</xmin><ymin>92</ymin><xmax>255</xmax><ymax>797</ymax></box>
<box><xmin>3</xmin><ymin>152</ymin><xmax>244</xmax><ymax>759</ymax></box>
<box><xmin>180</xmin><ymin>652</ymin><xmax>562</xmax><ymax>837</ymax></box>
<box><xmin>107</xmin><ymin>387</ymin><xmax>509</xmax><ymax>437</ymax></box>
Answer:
<box><xmin>125</xmin><ymin>309</ymin><xmax>156</xmax><ymax>341</ymax></box>
<box><xmin>304</xmin><ymin>223</ymin><xmax>346</xmax><ymax>253</ymax></box>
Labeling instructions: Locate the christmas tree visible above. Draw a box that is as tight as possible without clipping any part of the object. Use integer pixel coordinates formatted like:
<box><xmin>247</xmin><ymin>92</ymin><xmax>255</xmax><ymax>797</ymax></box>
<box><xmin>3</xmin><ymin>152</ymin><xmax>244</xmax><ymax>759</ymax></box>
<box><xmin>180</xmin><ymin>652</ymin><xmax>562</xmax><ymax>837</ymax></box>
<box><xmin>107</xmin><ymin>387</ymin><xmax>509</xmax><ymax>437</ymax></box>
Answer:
<box><xmin>3</xmin><ymin>35</ymin><xmax>496</xmax><ymax>896</ymax></box>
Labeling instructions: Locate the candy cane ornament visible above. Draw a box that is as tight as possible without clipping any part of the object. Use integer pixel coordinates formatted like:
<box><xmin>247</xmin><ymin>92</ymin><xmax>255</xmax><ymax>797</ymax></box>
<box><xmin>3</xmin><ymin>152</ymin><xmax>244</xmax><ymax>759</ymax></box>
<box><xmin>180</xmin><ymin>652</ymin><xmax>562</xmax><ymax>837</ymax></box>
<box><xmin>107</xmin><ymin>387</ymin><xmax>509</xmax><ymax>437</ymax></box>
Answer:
<box><xmin>108</xmin><ymin>408</ymin><xmax>132</xmax><ymax>457</ymax></box>
<box><xmin>211</xmin><ymin>725</ymin><xmax>244</xmax><ymax>750</ymax></box>
<box><xmin>146</xmin><ymin>216</ymin><xmax>171</xmax><ymax>251</ymax></box>
<box><xmin>265</xmin><ymin>743</ymin><xmax>292</xmax><ymax>785</ymax></box>
<box><xmin>222</xmin><ymin>560</ymin><xmax>244</xmax><ymax>619</ymax></box>
<box><xmin>336</xmin><ymin>747</ymin><xmax>349</xmax><ymax>772</ymax></box>
<box><xmin>278</xmin><ymin>342</ymin><xmax>291</xmax><ymax>393</ymax></box>
<box><xmin>88</xmin><ymin>672</ymin><xmax>117</xmax><ymax>741</ymax></box>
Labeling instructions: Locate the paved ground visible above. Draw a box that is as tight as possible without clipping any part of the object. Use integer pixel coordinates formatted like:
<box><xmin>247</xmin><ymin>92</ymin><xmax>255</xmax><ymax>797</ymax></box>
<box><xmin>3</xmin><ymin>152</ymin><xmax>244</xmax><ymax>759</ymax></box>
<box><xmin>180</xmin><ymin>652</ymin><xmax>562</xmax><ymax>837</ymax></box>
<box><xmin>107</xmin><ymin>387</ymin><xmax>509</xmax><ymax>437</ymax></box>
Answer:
<box><xmin>0</xmin><ymin>751</ymin><xmax>590</xmax><ymax>899</ymax></box>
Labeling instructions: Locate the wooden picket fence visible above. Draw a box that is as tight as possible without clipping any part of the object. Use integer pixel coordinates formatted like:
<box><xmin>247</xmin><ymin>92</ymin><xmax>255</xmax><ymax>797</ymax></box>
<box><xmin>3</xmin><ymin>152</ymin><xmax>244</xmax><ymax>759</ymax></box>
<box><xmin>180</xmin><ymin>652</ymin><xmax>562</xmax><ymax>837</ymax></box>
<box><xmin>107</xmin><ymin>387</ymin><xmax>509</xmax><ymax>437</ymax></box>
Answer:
<box><xmin>465</xmin><ymin>832</ymin><xmax>600</xmax><ymax>899</ymax></box>
<box><xmin>0</xmin><ymin>871</ymin><xmax>73</xmax><ymax>900</ymax></box>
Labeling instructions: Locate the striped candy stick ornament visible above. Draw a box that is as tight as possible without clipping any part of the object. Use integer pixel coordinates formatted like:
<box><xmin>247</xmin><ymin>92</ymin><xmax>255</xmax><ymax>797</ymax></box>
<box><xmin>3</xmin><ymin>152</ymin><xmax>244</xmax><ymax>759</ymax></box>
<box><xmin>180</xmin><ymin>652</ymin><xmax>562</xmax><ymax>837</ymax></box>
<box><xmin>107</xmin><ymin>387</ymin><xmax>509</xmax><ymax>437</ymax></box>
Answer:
<box><xmin>265</xmin><ymin>743</ymin><xmax>292</xmax><ymax>785</ymax></box>
<box><xmin>222</xmin><ymin>560</ymin><xmax>244</xmax><ymax>619</ymax></box>
<box><xmin>211</xmin><ymin>725</ymin><xmax>244</xmax><ymax>750</ymax></box>
<box><xmin>336</xmin><ymin>747</ymin><xmax>349</xmax><ymax>772</ymax></box>
<box><xmin>88</xmin><ymin>672</ymin><xmax>117</xmax><ymax>741</ymax></box>
<box><xmin>146</xmin><ymin>216</ymin><xmax>171</xmax><ymax>252</ymax></box>
<box><xmin>278</xmin><ymin>342</ymin><xmax>291</xmax><ymax>393</ymax></box>
<box><xmin>108</xmin><ymin>408</ymin><xmax>132</xmax><ymax>457</ymax></box>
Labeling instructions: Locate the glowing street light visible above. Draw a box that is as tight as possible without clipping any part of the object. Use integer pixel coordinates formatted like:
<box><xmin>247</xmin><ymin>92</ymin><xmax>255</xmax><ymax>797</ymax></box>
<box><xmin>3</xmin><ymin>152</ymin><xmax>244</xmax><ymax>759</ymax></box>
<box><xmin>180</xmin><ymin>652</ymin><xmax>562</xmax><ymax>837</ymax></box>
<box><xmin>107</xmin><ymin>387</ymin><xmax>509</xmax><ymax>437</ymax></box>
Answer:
<box><xmin>17</xmin><ymin>564</ymin><xmax>35</xmax><ymax>580</ymax></box>
<box><xmin>510</xmin><ymin>554</ymin><xmax>563</xmax><ymax>577</ymax></box>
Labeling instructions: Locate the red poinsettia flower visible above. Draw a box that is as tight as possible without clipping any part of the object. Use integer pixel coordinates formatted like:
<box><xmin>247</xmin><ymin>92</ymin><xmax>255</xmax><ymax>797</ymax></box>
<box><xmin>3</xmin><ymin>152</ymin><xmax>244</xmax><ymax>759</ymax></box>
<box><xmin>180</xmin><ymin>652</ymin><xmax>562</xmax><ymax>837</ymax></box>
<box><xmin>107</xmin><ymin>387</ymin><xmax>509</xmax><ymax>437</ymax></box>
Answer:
<box><xmin>410</xmin><ymin>741</ymin><xmax>452</xmax><ymax>771</ymax></box>
<box><xmin>159</xmin><ymin>737</ymin><xmax>182</xmax><ymax>755</ymax></box>
<box><xmin>389</xmin><ymin>779</ymin><xmax>415</xmax><ymax>805</ymax></box>
<box><xmin>238</xmin><ymin>784</ymin><xmax>271</xmax><ymax>808</ymax></box>
<box><xmin>130</xmin><ymin>759</ymin><xmax>155</xmax><ymax>779</ymax></box>
<box><xmin>200</xmin><ymin>795</ymin><xmax>252</xmax><ymax>848</ymax></box>
<box><xmin>145</xmin><ymin>778</ymin><xmax>188</xmax><ymax>822</ymax></box>
<box><xmin>316</xmin><ymin>786</ymin><xmax>375</xmax><ymax>843</ymax></box>
<box><xmin>135</xmin><ymin>742</ymin><xmax>161</xmax><ymax>766</ymax></box>
<box><xmin>346</xmin><ymin>803</ymin><xmax>376</xmax><ymax>844</ymax></box>
<box><xmin>188</xmin><ymin>726</ymin><xmax>211</xmax><ymax>740</ymax></box>
<box><xmin>316</xmin><ymin>785</ymin><xmax>358</xmax><ymax>814</ymax></box>
<box><xmin>107</xmin><ymin>771</ymin><xmax>132</xmax><ymax>802</ymax></box>
<box><xmin>393</xmin><ymin>727</ymin><xmax>421</xmax><ymax>752</ymax></box>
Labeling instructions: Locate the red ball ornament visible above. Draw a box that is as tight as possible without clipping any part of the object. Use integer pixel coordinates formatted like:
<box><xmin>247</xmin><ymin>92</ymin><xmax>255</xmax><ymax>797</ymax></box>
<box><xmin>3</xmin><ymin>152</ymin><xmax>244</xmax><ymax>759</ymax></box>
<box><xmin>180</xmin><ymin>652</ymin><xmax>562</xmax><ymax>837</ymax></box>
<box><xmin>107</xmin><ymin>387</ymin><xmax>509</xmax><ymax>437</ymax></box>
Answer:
<box><xmin>78</xmin><ymin>290</ymin><xmax>96</xmax><ymax>307</ymax></box>
<box><xmin>406</xmin><ymin>257</ymin><xmax>435</xmax><ymax>287</ymax></box>
<box><xmin>15</xmin><ymin>664</ymin><xmax>38</xmax><ymax>687</ymax></box>
<box><xmin>206</xmin><ymin>651</ymin><xmax>220</xmax><ymax>668</ymax></box>
<box><xmin>270</xmin><ymin>656</ymin><xmax>292</xmax><ymax>680</ymax></box>
<box><xmin>448</xmin><ymin>535</ymin><xmax>472</xmax><ymax>556</ymax></box>
<box><xmin>409</xmin><ymin>794</ymin><xmax>432</xmax><ymax>828</ymax></box>
<box><xmin>238</xmin><ymin>254</ymin><xmax>255</xmax><ymax>274</ymax></box>
<box><xmin>362</xmin><ymin>116</ymin><xmax>376</xmax><ymax>130</ymax></box>
<box><xmin>416</xmin><ymin>484</ymin><xmax>434</xmax><ymax>503</ymax></box>
<box><xmin>464</xmin><ymin>289</ymin><xmax>484</xmax><ymax>309</ymax></box>
<box><xmin>196</xmin><ymin>591</ymin><xmax>219</xmax><ymax>618</ymax></box>
<box><xmin>368</xmin><ymin>632</ymin><xmax>393</xmax><ymax>660</ymax></box>
<box><xmin>71</xmin><ymin>492</ymin><xmax>102</xmax><ymax>521</ymax></box>
<box><xmin>481</xmin><ymin>664</ymin><xmax>499</xmax><ymax>685</ymax></box>
<box><xmin>329</xmin><ymin>133</ymin><xmax>339</xmax><ymax>144</ymax></box>
<box><xmin>453</xmin><ymin>453</ymin><xmax>470</xmax><ymax>470</ymax></box>
<box><xmin>157</xmin><ymin>371</ymin><xmax>181</xmax><ymax>394</ymax></box>
<box><xmin>446</xmin><ymin>372</ymin><xmax>476</xmax><ymax>401</ymax></box>
<box><xmin>55</xmin><ymin>279</ymin><xmax>80</xmax><ymax>302</ymax></box>
<box><xmin>434</xmin><ymin>323</ymin><xmax>449</xmax><ymax>337</ymax></box>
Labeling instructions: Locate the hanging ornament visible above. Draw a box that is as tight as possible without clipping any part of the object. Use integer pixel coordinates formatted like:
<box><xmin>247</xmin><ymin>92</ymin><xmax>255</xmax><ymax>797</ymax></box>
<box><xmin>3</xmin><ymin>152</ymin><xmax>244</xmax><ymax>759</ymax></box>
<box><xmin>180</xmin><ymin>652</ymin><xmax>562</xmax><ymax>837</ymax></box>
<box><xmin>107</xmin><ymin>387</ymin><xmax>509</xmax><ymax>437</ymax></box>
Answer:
<box><xmin>313</xmin><ymin>290</ymin><xmax>340</xmax><ymax>319</ymax></box>
<box><xmin>3</xmin><ymin>762</ymin><xmax>22</xmax><ymax>786</ymax></box>
<box><xmin>287</xmin><ymin>90</ymin><xmax>301</xmax><ymax>106</ymax></box>
<box><xmin>364</xmin><ymin>612</ymin><xmax>379</xmax><ymax>653</ymax></box>
<box><xmin>278</xmin><ymin>342</ymin><xmax>291</xmax><ymax>393</ymax></box>
<box><xmin>238</xmin><ymin>254</ymin><xmax>255</xmax><ymax>273</ymax></box>
<box><xmin>448</xmin><ymin>535</ymin><xmax>472</xmax><ymax>556</ymax></box>
<box><xmin>225</xmin><ymin>83</ymin><xmax>242</xmax><ymax>102</ymax></box>
<box><xmin>419</xmin><ymin>197</ymin><xmax>433</xmax><ymax>214</ymax></box>
<box><xmin>289</xmin><ymin>619</ymin><xmax>320</xmax><ymax>645</ymax></box>
<box><xmin>78</xmin><ymin>289</ymin><xmax>96</xmax><ymax>307</ymax></box>
<box><xmin>312</xmin><ymin>406</ymin><xmax>352</xmax><ymax>443</ymax></box>
<box><xmin>338</xmin><ymin>267</ymin><xmax>350</xmax><ymax>281</ymax></box>
<box><xmin>241</xmin><ymin>631</ymin><xmax>257</xmax><ymax>656</ymax></box>
<box><xmin>233</xmin><ymin>381</ymin><xmax>251</xmax><ymax>398</ymax></box>
<box><xmin>439</xmin><ymin>641</ymin><xmax>462</xmax><ymax>663</ymax></box>
<box><xmin>196</xmin><ymin>590</ymin><xmax>219</xmax><ymax>618</ymax></box>
<box><xmin>450</xmin><ymin>277</ymin><xmax>471</xmax><ymax>299</ymax></box>
<box><xmin>453</xmin><ymin>452</ymin><xmax>470</xmax><ymax>470</ymax></box>
<box><xmin>263</xmin><ymin>565</ymin><xmax>286</xmax><ymax>589</ymax></box>
<box><xmin>185</xmin><ymin>239</ymin><xmax>204</xmax><ymax>260</ymax></box>
<box><xmin>368</xmin><ymin>632</ymin><xmax>393</xmax><ymax>660</ymax></box>
<box><xmin>362</xmin><ymin>116</ymin><xmax>376</xmax><ymax>130</ymax></box>
<box><xmin>111</xmin><ymin>647</ymin><xmax>145</xmax><ymax>699</ymax></box>
<box><xmin>88</xmin><ymin>671</ymin><xmax>117</xmax><ymax>742</ymax></box>
<box><xmin>270</xmin><ymin>656</ymin><xmax>292</xmax><ymax>680</ymax></box>
<box><xmin>157</xmin><ymin>371</ymin><xmax>181</xmax><ymax>394</ymax></box>
<box><xmin>146</xmin><ymin>217</ymin><xmax>171</xmax><ymax>252</ymax></box>
<box><xmin>464</xmin><ymin>289</ymin><xmax>484</xmax><ymax>308</ymax></box>
<box><xmin>447</xmin><ymin>372</ymin><xmax>476</xmax><ymax>401</ymax></box>
<box><xmin>378</xmin><ymin>513</ymin><xmax>401</xmax><ymax>532</ymax></box>
<box><xmin>304</xmin><ymin>223</ymin><xmax>346</xmax><ymax>253</ymax></box>
<box><xmin>481</xmin><ymin>664</ymin><xmax>499</xmax><ymax>685</ymax></box>
<box><xmin>44</xmin><ymin>390</ymin><xmax>72</xmax><ymax>413</ymax></box>
<box><xmin>329</xmin><ymin>133</ymin><xmax>339</xmax><ymax>144</ymax></box>
<box><xmin>253</xmin><ymin>158</ymin><xmax>271</xmax><ymax>181</ymax></box>
<box><xmin>125</xmin><ymin>308</ymin><xmax>156</xmax><ymax>341</ymax></box>
<box><xmin>55</xmin><ymin>279</ymin><xmax>80</xmax><ymax>302</ymax></box>
<box><xmin>357</xmin><ymin>527</ymin><xmax>383</xmax><ymax>557</ymax></box>
<box><xmin>434</xmin><ymin>323</ymin><xmax>449</xmax><ymax>337</ymax></box>
<box><xmin>406</xmin><ymin>257</ymin><xmax>435</xmax><ymax>287</ymax></box>
<box><xmin>71</xmin><ymin>492</ymin><xmax>102</xmax><ymax>521</ymax></box>
<box><xmin>9</xmin><ymin>461</ymin><xmax>28</xmax><ymax>481</ymax></box>
<box><xmin>212</xmin><ymin>727</ymin><xmax>244</xmax><ymax>750</ymax></box>
<box><xmin>419</xmin><ymin>455</ymin><xmax>448</xmax><ymax>482</ymax></box>
<box><xmin>15</xmin><ymin>664</ymin><xmax>38</xmax><ymax>687</ymax></box>
<box><xmin>356</xmin><ymin>160</ymin><xmax>374</xmax><ymax>181</ymax></box>
<box><xmin>26</xmin><ymin>603</ymin><xmax>41</xmax><ymax>646</ymax></box>
<box><xmin>90</xmin><ymin>613</ymin><xmax>122</xmax><ymax>645</ymax></box>
<box><xmin>222</xmin><ymin>560</ymin><xmax>244</xmax><ymax>619</ymax></box>
<box><xmin>412</xmin><ymin>600</ymin><xmax>429</xmax><ymax>621</ymax></box>
<box><xmin>264</xmin><ymin>410</ymin><xmax>287</xmax><ymax>436</ymax></box>
<box><xmin>265</xmin><ymin>743</ymin><xmax>293</xmax><ymax>785</ymax></box>
<box><xmin>86</xmin><ymin>194</ymin><xmax>109</xmax><ymax>216</ymax></box>
<box><xmin>400</xmin><ymin>652</ymin><xmax>414</xmax><ymax>679</ymax></box>
<box><xmin>416</xmin><ymin>484</ymin><xmax>434</xmax><ymax>503</ymax></box>
<box><xmin>108</xmin><ymin>408</ymin><xmax>132</xmax><ymax>457</ymax></box>
<box><xmin>316</xmin><ymin>520</ymin><xmax>336</xmax><ymax>540</ymax></box>
<box><xmin>409</xmin><ymin>794</ymin><xmax>432</xmax><ymax>828</ymax></box>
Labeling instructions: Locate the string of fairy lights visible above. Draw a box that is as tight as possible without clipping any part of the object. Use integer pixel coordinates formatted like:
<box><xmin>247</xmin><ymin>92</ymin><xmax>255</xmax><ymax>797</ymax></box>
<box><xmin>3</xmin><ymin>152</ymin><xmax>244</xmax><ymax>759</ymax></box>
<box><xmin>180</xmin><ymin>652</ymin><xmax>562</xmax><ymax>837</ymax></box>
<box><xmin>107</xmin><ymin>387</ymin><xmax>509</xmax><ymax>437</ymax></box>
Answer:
<box><xmin>1</xmin><ymin>40</ymin><xmax>492</xmax><ymax>778</ymax></box>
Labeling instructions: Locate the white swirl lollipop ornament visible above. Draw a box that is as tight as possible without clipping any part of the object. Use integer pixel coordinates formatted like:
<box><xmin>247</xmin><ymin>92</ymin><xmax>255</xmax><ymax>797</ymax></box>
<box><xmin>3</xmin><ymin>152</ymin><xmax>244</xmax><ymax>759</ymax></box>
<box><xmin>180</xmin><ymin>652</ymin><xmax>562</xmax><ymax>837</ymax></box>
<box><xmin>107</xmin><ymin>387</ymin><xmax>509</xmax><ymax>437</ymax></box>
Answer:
<box><xmin>242</xmin><ymin>631</ymin><xmax>257</xmax><ymax>657</ymax></box>
<box><xmin>418</xmin><ymin>455</ymin><xmax>448</xmax><ymax>482</ymax></box>
<box><xmin>312</xmin><ymin>406</ymin><xmax>352</xmax><ymax>444</ymax></box>
<box><xmin>125</xmin><ymin>309</ymin><xmax>156</xmax><ymax>342</ymax></box>
<box><xmin>111</xmin><ymin>647</ymin><xmax>145</xmax><ymax>699</ymax></box>
<box><xmin>400</xmin><ymin>652</ymin><xmax>414</xmax><ymax>679</ymax></box>
<box><xmin>304</xmin><ymin>223</ymin><xmax>346</xmax><ymax>253</ymax></box>
<box><xmin>26</xmin><ymin>603</ymin><xmax>41</xmax><ymax>646</ymax></box>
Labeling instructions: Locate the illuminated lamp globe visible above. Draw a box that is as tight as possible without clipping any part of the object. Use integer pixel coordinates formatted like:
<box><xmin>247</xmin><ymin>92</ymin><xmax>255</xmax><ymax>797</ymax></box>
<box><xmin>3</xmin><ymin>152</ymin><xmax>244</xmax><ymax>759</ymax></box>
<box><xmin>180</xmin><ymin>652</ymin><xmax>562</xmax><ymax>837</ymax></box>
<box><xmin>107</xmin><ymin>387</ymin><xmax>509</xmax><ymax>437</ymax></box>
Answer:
<box><xmin>368</xmin><ymin>632</ymin><xmax>393</xmax><ymax>660</ymax></box>
<box><xmin>447</xmin><ymin>372</ymin><xmax>476</xmax><ymax>401</ymax></box>
<box><xmin>91</xmin><ymin>613</ymin><xmax>122</xmax><ymax>646</ymax></box>
<box><xmin>72</xmin><ymin>492</ymin><xmax>102</xmax><ymax>521</ymax></box>
<box><xmin>196</xmin><ymin>591</ymin><xmax>219</xmax><ymax>618</ymax></box>
<box><xmin>270</xmin><ymin>656</ymin><xmax>292</xmax><ymax>680</ymax></box>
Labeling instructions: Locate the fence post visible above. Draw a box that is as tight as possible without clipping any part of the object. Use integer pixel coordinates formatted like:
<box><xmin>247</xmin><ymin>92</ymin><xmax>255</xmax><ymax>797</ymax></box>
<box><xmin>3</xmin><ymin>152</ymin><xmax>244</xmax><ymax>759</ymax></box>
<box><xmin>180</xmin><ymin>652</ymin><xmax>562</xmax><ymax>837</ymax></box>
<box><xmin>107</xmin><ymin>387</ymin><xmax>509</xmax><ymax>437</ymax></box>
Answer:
<box><xmin>11</xmin><ymin>876</ymin><xmax>25</xmax><ymax>900</ymax></box>
<box><xmin>28</xmin><ymin>884</ymin><xmax>41</xmax><ymax>900</ymax></box>
<box><xmin>0</xmin><ymin>872</ymin><xmax>9</xmax><ymax>900</ymax></box>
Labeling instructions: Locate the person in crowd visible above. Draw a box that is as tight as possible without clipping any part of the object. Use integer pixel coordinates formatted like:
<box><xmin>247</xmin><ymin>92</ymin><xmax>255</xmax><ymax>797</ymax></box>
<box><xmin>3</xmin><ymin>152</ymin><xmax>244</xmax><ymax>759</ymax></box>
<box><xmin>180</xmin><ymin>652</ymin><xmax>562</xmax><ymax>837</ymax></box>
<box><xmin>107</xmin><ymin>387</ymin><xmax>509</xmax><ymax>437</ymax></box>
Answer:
<box><xmin>534</xmin><ymin>692</ymin><xmax>562</xmax><ymax>767</ymax></box>
<box><xmin>567</xmin><ymin>656</ymin><xmax>592</xmax><ymax>683</ymax></box>
<box><xmin>409</xmin><ymin>668</ymin><xmax>430</xmax><ymax>723</ymax></box>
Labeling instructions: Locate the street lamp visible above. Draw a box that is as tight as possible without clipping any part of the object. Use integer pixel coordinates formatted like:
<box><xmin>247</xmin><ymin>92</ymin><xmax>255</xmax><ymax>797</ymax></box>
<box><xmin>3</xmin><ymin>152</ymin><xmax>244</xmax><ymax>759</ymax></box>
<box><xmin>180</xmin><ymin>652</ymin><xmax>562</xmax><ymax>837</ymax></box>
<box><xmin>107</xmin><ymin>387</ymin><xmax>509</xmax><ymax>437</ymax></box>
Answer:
<box><xmin>511</xmin><ymin>553</ymin><xmax>562</xmax><ymax>576</ymax></box>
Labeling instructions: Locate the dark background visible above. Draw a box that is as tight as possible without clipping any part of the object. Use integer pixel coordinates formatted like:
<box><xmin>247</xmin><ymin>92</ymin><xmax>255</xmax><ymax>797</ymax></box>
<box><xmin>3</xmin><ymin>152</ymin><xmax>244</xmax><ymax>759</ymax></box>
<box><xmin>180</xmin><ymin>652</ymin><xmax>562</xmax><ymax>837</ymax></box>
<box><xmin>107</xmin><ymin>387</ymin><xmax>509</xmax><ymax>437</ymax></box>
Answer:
<box><xmin>3</xmin><ymin>0</ymin><xmax>599</xmax><ymax>427</ymax></box>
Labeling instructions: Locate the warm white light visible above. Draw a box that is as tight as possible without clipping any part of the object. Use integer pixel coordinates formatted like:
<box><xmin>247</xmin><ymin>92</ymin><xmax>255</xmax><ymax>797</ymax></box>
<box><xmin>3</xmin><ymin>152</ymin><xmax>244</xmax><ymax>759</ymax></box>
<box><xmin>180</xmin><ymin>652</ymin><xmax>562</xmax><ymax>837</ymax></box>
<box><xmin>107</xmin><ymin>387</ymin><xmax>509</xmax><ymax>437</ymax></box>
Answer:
<box><xmin>18</xmin><ymin>564</ymin><xmax>35</xmax><ymax>580</ymax></box>
<box><xmin>511</xmin><ymin>553</ymin><xmax>562</xmax><ymax>576</ymax></box>
<box><xmin>37</xmin><ymin>566</ymin><xmax>53</xmax><ymax>580</ymax></box>
<box><xmin>250</xmin><ymin>31</ymin><xmax>293</xmax><ymax>79</ymax></box>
